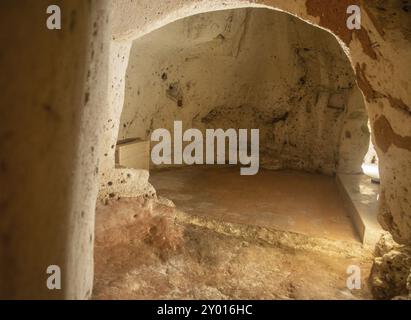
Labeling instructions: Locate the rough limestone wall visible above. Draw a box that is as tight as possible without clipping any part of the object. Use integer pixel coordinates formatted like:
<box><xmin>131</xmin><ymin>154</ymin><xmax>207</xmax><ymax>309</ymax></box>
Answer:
<box><xmin>370</xmin><ymin>233</ymin><xmax>411</xmax><ymax>299</ymax></box>
<box><xmin>118</xmin><ymin>8</ymin><xmax>368</xmax><ymax>174</ymax></box>
<box><xmin>4</xmin><ymin>0</ymin><xmax>407</xmax><ymax>301</ymax></box>
<box><xmin>308</xmin><ymin>0</ymin><xmax>411</xmax><ymax>248</ymax></box>
<box><xmin>106</xmin><ymin>0</ymin><xmax>411</xmax><ymax>247</ymax></box>
<box><xmin>0</xmin><ymin>0</ymin><xmax>109</xmax><ymax>299</ymax></box>
<box><xmin>100</xmin><ymin>0</ymin><xmax>411</xmax><ymax>299</ymax></box>
<box><xmin>304</xmin><ymin>0</ymin><xmax>411</xmax><ymax>247</ymax></box>
<box><xmin>97</xmin><ymin>40</ymin><xmax>156</xmax><ymax>203</ymax></box>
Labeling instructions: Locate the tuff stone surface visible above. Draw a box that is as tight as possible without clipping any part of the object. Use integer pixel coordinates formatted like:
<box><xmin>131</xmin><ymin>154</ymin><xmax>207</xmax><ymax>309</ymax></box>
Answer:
<box><xmin>103</xmin><ymin>0</ymin><xmax>411</xmax><ymax>246</ymax></box>
<box><xmin>94</xmin><ymin>197</ymin><xmax>373</xmax><ymax>300</ymax></box>
<box><xmin>1</xmin><ymin>0</ymin><xmax>410</xmax><ymax>300</ymax></box>
<box><xmin>118</xmin><ymin>8</ymin><xmax>369</xmax><ymax>175</ymax></box>
<box><xmin>0</xmin><ymin>0</ymin><xmax>110</xmax><ymax>299</ymax></box>
<box><xmin>370</xmin><ymin>233</ymin><xmax>411</xmax><ymax>299</ymax></box>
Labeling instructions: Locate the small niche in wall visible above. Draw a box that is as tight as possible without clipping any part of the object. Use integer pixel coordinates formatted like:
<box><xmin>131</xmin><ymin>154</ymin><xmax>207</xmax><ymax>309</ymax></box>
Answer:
<box><xmin>115</xmin><ymin>138</ymin><xmax>150</xmax><ymax>170</ymax></box>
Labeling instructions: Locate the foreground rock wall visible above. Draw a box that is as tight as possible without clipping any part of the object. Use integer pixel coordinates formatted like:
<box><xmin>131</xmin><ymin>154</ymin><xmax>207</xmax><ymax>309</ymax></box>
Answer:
<box><xmin>0</xmin><ymin>0</ymin><xmax>110</xmax><ymax>299</ymax></box>
<box><xmin>370</xmin><ymin>233</ymin><xmax>411</xmax><ymax>299</ymax></box>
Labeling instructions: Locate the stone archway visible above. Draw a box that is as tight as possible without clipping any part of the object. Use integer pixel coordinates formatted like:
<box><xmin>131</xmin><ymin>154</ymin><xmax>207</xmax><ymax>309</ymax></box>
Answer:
<box><xmin>119</xmin><ymin>7</ymin><xmax>369</xmax><ymax>175</ymax></box>
<box><xmin>96</xmin><ymin>0</ymin><xmax>411</xmax><ymax>299</ymax></box>
<box><xmin>100</xmin><ymin>0</ymin><xmax>411</xmax><ymax>247</ymax></box>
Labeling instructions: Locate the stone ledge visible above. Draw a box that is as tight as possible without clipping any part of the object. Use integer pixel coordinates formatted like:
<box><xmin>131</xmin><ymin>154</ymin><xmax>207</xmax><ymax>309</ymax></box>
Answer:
<box><xmin>337</xmin><ymin>173</ymin><xmax>384</xmax><ymax>246</ymax></box>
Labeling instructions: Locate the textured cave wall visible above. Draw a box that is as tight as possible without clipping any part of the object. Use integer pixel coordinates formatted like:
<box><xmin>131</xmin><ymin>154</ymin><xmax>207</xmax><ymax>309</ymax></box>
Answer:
<box><xmin>0</xmin><ymin>0</ymin><xmax>109</xmax><ymax>299</ymax></box>
<box><xmin>118</xmin><ymin>8</ymin><xmax>369</xmax><ymax>174</ymax></box>
<box><xmin>104</xmin><ymin>0</ymin><xmax>411</xmax><ymax>247</ymax></box>
<box><xmin>305</xmin><ymin>0</ymin><xmax>411</xmax><ymax>246</ymax></box>
<box><xmin>0</xmin><ymin>0</ymin><xmax>406</xmax><ymax>301</ymax></box>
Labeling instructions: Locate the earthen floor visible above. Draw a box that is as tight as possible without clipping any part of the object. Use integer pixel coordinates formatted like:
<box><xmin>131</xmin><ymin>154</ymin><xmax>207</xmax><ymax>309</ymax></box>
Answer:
<box><xmin>150</xmin><ymin>166</ymin><xmax>359</xmax><ymax>242</ymax></box>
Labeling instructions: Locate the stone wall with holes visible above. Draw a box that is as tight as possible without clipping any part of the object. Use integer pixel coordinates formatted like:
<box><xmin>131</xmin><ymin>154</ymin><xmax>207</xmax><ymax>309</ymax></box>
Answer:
<box><xmin>118</xmin><ymin>8</ymin><xmax>369</xmax><ymax>174</ymax></box>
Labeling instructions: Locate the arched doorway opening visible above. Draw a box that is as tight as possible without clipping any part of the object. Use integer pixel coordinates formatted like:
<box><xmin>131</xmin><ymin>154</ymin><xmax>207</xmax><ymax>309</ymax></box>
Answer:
<box><xmin>117</xmin><ymin>7</ymin><xmax>373</xmax><ymax>240</ymax></box>
<box><xmin>94</xmin><ymin>7</ymin><xmax>382</xmax><ymax>299</ymax></box>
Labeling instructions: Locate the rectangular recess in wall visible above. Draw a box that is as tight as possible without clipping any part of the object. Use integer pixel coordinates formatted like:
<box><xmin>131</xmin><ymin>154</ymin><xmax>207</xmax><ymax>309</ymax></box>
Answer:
<box><xmin>115</xmin><ymin>138</ymin><xmax>150</xmax><ymax>170</ymax></box>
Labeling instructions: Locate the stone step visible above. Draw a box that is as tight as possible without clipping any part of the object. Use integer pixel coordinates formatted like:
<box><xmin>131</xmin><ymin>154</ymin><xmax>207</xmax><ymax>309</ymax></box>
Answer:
<box><xmin>336</xmin><ymin>173</ymin><xmax>384</xmax><ymax>246</ymax></box>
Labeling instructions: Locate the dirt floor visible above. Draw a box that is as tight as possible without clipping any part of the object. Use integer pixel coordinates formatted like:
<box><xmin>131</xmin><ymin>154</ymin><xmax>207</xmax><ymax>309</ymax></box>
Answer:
<box><xmin>150</xmin><ymin>166</ymin><xmax>359</xmax><ymax>242</ymax></box>
<box><xmin>93</xmin><ymin>190</ymin><xmax>374</xmax><ymax>300</ymax></box>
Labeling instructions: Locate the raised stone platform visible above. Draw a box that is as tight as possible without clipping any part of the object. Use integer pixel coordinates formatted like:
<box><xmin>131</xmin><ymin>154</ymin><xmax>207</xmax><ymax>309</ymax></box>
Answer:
<box><xmin>150</xmin><ymin>166</ymin><xmax>360</xmax><ymax>242</ymax></box>
<box><xmin>336</xmin><ymin>173</ymin><xmax>384</xmax><ymax>246</ymax></box>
